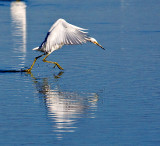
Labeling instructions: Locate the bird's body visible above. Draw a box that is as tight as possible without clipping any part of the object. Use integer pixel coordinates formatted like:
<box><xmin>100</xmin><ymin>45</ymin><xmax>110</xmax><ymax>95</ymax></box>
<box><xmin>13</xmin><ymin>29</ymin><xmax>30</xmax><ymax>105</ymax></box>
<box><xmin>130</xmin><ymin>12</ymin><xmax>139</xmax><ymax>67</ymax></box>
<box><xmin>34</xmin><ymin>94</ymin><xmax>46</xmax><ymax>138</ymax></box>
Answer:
<box><xmin>25</xmin><ymin>18</ymin><xmax>104</xmax><ymax>72</ymax></box>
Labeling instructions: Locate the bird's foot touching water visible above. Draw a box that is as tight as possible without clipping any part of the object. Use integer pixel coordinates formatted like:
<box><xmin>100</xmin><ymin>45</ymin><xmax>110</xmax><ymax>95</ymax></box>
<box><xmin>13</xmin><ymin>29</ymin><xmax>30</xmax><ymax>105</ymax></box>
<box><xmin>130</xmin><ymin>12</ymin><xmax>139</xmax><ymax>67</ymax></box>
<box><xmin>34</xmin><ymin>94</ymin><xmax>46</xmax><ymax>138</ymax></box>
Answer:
<box><xmin>23</xmin><ymin>65</ymin><xmax>63</xmax><ymax>73</ymax></box>
<box><xmin>22</xmin><ymin>62</ymin><xmax>63</xmax><ymax>73</ymax></box>
<box><xmin>23</xmin><ymin>68</ymin><xmax>32</xmax><ymax>73</ymax></box>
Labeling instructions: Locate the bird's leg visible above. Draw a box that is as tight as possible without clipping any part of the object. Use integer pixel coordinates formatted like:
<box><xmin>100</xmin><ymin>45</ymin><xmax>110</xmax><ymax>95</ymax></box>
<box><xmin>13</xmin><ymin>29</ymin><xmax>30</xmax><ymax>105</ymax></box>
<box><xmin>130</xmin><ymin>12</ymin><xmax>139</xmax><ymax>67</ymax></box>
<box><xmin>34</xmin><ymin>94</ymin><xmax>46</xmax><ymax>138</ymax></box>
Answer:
<box><xmin>24</xmin><ymin>54</ymin><xmax>45</xmax><ymax>72</ymax></box>
<box><xmin>43</xmin><ymin>53</ymin><xmax>64</xmax><ymax>70</ymax></box>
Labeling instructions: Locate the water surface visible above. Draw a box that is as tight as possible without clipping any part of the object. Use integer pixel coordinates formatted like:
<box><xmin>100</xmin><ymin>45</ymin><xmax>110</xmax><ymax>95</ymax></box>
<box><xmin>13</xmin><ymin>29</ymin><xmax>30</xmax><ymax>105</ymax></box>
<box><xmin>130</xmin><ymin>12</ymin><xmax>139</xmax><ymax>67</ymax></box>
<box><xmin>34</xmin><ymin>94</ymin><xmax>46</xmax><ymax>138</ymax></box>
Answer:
<box><xmin>0</xmin><ymin>0</ymin><xmax>160</xmax><ymax>145</ymax></box>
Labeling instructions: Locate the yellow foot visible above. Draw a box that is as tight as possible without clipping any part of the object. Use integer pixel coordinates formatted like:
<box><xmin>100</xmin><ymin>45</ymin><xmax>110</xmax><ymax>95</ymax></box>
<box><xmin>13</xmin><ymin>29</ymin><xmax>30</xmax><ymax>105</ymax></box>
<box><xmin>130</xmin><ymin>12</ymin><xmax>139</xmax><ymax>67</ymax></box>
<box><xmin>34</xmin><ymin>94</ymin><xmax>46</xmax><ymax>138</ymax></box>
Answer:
<box><xmin>23</xmin><ymin>69</ymin><xmax>31</xmax><ymax>72</ymax></box>
<box><xmin>54</xmin><ymin>62</ymin><xmax>64</xmax><ymax>70</ymax></box>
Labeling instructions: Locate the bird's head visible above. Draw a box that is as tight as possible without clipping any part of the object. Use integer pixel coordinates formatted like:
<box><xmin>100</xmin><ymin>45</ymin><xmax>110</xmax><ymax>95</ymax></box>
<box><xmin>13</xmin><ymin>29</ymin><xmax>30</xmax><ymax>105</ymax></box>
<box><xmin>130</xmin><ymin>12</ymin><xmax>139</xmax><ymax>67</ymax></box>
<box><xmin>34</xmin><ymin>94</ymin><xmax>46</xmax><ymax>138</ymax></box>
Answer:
<box><xmin>89</xmin><ymin>37</ymin><xmax>105</xmax><ymax>50</ymax></box>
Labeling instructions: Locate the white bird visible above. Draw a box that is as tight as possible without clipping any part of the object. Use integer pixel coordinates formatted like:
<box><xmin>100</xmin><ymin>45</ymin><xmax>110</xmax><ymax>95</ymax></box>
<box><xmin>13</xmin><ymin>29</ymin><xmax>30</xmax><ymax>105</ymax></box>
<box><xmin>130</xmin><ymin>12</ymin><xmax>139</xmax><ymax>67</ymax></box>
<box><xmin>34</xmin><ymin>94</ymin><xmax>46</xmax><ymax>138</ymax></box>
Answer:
<box><xmin>24</xmin><ymin>18</ymin><xmax>104</xmax><ymax>72</ymax></box>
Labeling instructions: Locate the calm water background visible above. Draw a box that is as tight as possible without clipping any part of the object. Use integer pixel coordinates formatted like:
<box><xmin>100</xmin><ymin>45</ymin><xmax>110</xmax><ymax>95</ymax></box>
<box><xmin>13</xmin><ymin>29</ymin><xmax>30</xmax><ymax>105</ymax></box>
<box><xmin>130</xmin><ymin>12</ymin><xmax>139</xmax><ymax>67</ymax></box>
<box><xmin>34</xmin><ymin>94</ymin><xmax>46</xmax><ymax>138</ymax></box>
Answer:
<box><xmin>0</xmin><ymin>0</ymin><xmax>160</xmax><ymax>145</ymax></box>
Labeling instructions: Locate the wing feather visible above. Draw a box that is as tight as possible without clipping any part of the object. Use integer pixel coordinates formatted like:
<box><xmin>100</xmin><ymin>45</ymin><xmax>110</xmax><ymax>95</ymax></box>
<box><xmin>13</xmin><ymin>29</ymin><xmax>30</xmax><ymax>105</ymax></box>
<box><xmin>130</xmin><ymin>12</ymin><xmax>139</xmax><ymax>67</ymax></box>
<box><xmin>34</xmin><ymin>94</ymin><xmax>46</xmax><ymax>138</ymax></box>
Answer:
<box><xmin>47</xmin><ymin>19</ymin><xmax>89</xmax><ymax>45</ymax></box>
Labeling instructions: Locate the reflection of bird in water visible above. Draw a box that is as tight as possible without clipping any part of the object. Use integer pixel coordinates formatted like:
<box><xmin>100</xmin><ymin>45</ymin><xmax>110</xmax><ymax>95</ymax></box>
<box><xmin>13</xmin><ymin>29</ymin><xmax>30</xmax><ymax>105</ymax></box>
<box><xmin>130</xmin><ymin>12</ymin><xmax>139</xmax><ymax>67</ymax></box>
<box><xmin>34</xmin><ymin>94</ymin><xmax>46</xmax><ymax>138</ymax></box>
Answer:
<box><xmin>25</xmin><ymin>18</ymin><xmax>105</xmax><ymax>72</ymax></box>
<box><xmin>10</xmin><ymin>0</ymin><xmax>27</xmax><ymax>66</ymax></box>
<box><xmin>31</xmin><ymin>72</ymin><xmax>98</xmax><ymax>139</ymax></box>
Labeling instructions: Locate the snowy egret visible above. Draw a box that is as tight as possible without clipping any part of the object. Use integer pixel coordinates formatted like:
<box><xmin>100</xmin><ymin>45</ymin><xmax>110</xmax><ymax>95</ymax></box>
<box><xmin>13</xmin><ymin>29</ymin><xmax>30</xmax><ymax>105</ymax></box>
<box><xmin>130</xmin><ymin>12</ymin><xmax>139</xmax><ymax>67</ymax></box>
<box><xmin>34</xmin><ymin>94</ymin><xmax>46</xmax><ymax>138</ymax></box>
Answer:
<box><xmin>25</xmin><ymin>18</ymin><xmax>104</xmax><ymax>72</ymax></box>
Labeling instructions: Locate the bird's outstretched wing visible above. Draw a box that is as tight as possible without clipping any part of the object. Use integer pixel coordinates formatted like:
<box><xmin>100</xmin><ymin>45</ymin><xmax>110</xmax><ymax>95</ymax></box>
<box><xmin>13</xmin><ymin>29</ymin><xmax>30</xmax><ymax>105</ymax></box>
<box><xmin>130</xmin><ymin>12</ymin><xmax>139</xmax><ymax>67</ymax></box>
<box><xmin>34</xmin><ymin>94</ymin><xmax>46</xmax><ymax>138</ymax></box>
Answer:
<box><xmin>45</xmin><ymin>19</ymin><xmax>89</xmax><ymax>46</ymax></box>
<box><xmin>47</xmin><ymin>19</ymin><xmax>89</xmax><ymax>45</ymax></box>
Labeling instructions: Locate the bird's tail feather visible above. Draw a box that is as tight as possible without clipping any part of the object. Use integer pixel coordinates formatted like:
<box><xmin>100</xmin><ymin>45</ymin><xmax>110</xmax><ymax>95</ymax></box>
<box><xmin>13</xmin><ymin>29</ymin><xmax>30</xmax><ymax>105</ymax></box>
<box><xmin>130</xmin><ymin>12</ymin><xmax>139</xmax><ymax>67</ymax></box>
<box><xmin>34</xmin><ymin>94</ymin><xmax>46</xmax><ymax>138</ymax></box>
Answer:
<box><xmin>32</xmin><ymin>47</ymin><xmax>39</xmax><ymax>51</ymax></box>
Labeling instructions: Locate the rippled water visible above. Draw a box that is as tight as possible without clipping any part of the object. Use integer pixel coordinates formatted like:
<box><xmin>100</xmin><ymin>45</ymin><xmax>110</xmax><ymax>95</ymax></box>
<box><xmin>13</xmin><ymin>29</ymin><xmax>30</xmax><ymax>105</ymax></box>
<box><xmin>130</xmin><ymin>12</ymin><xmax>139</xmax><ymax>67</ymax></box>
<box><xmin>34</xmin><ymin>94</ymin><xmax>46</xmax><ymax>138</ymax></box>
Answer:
<box><xmin>0</xmin><ymin>0</ymin><xmax>160</xmax><ymax>145</ymax></box>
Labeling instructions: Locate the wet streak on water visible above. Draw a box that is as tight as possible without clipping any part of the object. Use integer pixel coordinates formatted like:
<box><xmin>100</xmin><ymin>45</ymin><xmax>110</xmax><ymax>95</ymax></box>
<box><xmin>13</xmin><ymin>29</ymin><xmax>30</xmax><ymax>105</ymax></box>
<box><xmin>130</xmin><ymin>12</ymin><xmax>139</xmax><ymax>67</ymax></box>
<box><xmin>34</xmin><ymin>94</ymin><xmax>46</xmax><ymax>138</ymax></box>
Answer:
<box><xmin>0</xmin><ymin>0</ymin><xmax>160</xmax><ymax>145</ymax></box>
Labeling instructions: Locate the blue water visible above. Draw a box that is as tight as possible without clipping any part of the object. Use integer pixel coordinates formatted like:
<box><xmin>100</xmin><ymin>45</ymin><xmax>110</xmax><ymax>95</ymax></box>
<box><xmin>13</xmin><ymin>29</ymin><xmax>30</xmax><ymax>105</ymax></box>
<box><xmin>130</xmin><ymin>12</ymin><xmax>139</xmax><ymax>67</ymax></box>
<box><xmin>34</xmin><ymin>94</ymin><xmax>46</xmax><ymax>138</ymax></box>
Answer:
<box><xmin>0</xmin><ymin>0</ymin><xmax>160</xmax><ymax>145</ymax></box>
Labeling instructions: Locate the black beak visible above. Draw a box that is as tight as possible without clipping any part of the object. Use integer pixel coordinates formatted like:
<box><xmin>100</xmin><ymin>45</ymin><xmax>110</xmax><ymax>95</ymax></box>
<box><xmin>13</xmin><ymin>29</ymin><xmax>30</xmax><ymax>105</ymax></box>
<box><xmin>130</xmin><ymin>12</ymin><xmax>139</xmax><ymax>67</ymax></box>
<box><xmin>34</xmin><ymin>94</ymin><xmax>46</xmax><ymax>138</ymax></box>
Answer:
<box><xmin>96</xmin><ymin>42</ymin><xmax>105</xmax><ymax>50</ymax></box>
